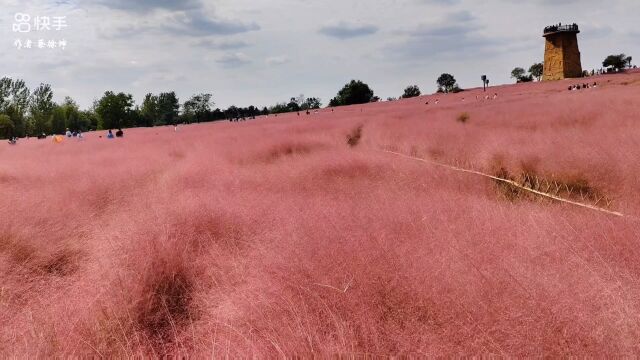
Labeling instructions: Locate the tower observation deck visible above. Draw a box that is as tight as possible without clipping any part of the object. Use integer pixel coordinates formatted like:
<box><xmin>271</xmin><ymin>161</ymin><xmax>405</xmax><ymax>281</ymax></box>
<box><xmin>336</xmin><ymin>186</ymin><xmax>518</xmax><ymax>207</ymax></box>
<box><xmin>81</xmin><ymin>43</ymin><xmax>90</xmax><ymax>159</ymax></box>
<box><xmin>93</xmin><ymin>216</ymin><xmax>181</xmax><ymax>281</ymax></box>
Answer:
<box><xmin>542</xmin><ymin>23</ymin><xmax>583</xmax><ymax>81</ymax></box>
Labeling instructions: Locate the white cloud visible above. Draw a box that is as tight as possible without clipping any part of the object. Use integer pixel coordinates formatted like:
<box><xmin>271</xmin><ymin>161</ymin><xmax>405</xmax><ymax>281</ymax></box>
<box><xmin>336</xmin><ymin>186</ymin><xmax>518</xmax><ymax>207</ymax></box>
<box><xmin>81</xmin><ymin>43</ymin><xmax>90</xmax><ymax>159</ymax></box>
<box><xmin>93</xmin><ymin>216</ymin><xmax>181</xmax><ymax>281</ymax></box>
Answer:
<box><xmin>216</xmin><ymin>52</ymin><xmax>251</xmax><ymax>67</ymax></box>
<box><xmin>319</xmin><ymin>21</ymin><xmax>379</xmax><ymax>39</ymax></box>
<box><xmin>265</xmin><ymin>56</ymin><xmax>290</xmax><ymax>66</ymax></box>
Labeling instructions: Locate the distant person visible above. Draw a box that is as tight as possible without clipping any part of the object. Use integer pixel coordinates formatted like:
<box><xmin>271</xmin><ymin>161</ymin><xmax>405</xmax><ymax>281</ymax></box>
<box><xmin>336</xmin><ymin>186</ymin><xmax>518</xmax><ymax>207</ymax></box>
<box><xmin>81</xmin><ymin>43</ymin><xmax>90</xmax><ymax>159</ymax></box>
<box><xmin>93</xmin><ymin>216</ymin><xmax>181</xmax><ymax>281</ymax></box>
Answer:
<box><xmin>77</xmin><ymin>130</ymin><xmax>84</xmax><ymax>139</ymax></box>
<box><xmin>8</xmin><ymin>137</ymin><xmax>17</xmax><ymax>145</ymax></box>
<box><xmin>107</xmin><ymin>129</ymin><xmax>115</xmax><ymax>139</ymax></box>
<box><xmin>37</xmin><ymin>133</ymin><xmax>47</xmax><ymax>140</ymax></box>
<box><xmin>593</xmin><ymin>82</ymin><xmax>598</xmax><ymax>88</ymax></box>
<box><xmin>65</xmin><ymin>128</ymin><xmax>72</xmax><ymax>137</ymax></box>
<box><xmin>115</xmin><ymin>129</ymin><xmax>124</xmax><ymax>138</ymax></box>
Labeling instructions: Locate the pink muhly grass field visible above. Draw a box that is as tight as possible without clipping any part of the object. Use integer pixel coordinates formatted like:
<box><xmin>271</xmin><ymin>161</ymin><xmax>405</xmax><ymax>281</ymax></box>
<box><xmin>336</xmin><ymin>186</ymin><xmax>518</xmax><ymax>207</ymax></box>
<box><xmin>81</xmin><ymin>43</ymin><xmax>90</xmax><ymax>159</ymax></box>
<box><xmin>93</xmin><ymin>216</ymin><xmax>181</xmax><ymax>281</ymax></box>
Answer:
<box><xmin>1</xmin><ymin>71</ymin><xmax>640</xmax><ymax>356</ymax></box>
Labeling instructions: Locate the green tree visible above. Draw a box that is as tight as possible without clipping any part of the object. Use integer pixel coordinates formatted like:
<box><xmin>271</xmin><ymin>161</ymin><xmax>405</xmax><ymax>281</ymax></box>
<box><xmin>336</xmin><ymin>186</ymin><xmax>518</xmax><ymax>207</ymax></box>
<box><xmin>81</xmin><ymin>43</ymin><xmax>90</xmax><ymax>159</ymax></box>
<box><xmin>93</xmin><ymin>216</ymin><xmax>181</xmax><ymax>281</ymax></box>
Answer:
<box><xmin>181</xmin><ymin>106</ymin><xmax>195</xmax><ymax>123</ymax></box>
<box><xmin>95</xmin><ymin>91</ymin><xmax>134</xmax><ymax>130</ymax></box>
<box><xmin>157</xmin><ymin>92</ymin><xmax>179</xmax><ymax>126</ymax></box>
<box><xmin>519</xmin><ymin>74</ymin><xmax>534</xmax><ymax>82</ymax></box>
<box><xmin>0</xmin><ymin>114</ymin><xmax>14</xmax><ymax>139</ymax></box>
<box><xmin>329</xmin><ymin>80</ymin><xmax>374</xmax><ymax>107</ymax></box>
<box><xmin>287</xmin><ymin>97</ymin><xmax>301</xmax><ymax>112</ymax></box>
<box><xmin>0</xmin><ymin>78</ymin><xmax>31</xmax><ymax>137</ymax></box>
<box><xmin>50</xmin><ymin>105</ymin><xmax>67</xmax><ymax>134</ymax></box>
<box><xmin>301</xmin><ymin>97</ymin><xmax>321</xmax><ymax>110</ymax></box>
<box><xmin>603</xmin><ymin>54</ymin><xmax>628</xmax><ymax>71</ymax></box>
<box><xmin>140</xmin><ymin>93</ymin><xmax>160</xmax><ymax>127</ymax></box>
<box><xmin>529</xmin><ymin>63</ymin><xmax>544</xmax><ymax>81</ymax></box>
<box><xmin>80</xmin><ymin>110</ymin><xmax>99</xmax><ymax>130</ymax></box>
<box><xmin>436</xmin><ymin>73</ymin><xmax>458</xmax><ymax>93</ymax></box>
<box><xmin>268</xmin><ymin>103</ymin><xmax>290</xmax><ymax>114</ymax></box>
<box><xmin>128</xmin><ymin>107</ymin><xmax>143</xmax><ymax>128</ymax></box>
<box><xmin>29</xmin><ymin>83</ymin><xmax>54</xmax><ymax>135</ymax></box>
<box><xmin>9</xmin><ymin>80</ymin><xmax>30</xmax><ymax>137</ymax></box>
<box><xmin>511</xmin><ymin>67</ymin><xmax>526</xmax><ymax>81</ymax></box>
<box><xmin>59</xmin><ymin>97</ymin><xmax>81</xmax><ymax>131</ymax></box>
<box><xmin>401</xmin><ymin>85</ymin><xmax>421</xmax><ymax>99</ymax></box>
<box><xmin>183</xmin><ymin>93</ymin><xmax>213</xmax><ymax>123</ymax></box>
<box><xmin>0</xmin><ymin>78</ymin><xmax>11</xmax><ymax>112</ymax></box>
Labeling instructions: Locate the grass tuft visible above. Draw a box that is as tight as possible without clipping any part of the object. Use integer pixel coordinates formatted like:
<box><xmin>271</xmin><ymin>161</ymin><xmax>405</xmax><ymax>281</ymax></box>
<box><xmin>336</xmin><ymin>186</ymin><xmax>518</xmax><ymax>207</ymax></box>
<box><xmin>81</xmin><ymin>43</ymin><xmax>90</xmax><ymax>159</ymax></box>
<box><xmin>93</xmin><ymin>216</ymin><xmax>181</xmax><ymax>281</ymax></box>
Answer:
<box><xmin>136</xmin><ymin>269</ymin><xmax>194</xmax><ymax>345</ymax></box>
<box><xmin>456</xmin><ymin>112</ymin><xmax>470</xmax><ymax>123</ymax></box>
<box><xmin>347</xmin><ymin>125</ymin><xmax>363</xmax><ymax>147</ymax></box>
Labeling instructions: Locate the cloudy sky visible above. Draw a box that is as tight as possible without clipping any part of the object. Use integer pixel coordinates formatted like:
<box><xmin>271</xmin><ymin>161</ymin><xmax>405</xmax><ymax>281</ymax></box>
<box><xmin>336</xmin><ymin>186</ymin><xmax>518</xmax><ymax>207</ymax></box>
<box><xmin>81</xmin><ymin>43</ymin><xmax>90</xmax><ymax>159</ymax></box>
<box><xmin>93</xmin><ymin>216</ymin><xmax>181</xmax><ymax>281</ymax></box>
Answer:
<box><xmin>1</xmin><ymin>0</ymin><xmax>638</xmax><ymax>109</ymax></box>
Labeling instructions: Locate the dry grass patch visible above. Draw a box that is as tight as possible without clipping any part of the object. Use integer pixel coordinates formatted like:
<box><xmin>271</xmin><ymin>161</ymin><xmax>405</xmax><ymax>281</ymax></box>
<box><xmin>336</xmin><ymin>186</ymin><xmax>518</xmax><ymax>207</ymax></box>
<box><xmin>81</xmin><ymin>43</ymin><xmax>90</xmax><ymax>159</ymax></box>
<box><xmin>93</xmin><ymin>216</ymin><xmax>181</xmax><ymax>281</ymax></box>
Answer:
<box><xmin>347</xmin><ymin>125</ymin><xmax>363</xmax><ymax>147</ymax></box>
<box><xmin>0</xmin><ymin>172</ymin><xmax>17</xmax><ymax>184</ymax></box>
<box><xmin>0</xmin><ymin>232</ymin><xmax>83</xmax><ymax>277</ymax></box>
<box><xmin>456</xmin><ymin>112</ymin><xmax>470</xmax><ymax>123</ymax></box>
<box><xmin>489</xmin><ymin>158</ymin><xmax>613</xmax><ymax>208</ymax></box>
<box><xmin>252</xmin><ymin>142</ymin><xmax>327</xmax><ymax>164</ymax></box>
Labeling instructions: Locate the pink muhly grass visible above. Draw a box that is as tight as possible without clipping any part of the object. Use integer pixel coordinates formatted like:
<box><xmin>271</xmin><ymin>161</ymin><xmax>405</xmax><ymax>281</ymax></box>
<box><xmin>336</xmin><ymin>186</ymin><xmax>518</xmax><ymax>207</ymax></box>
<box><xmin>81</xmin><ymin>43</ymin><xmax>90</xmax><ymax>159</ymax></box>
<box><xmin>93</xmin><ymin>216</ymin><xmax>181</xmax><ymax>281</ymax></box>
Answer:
<box><xmin>1</xmin><ymin>72</ymin><xmax>640</xmax><ymax>356</ymax></box>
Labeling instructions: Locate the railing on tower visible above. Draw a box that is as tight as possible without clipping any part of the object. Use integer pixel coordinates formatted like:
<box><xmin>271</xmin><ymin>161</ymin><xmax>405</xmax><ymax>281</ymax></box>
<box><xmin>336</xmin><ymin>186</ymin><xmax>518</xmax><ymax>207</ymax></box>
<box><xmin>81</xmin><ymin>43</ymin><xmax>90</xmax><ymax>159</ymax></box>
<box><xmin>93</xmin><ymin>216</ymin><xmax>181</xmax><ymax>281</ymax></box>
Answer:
<box><xmin>543</xmin><ymin>24</ymin><xmax>579</xmax><ymax>35</ymax></box>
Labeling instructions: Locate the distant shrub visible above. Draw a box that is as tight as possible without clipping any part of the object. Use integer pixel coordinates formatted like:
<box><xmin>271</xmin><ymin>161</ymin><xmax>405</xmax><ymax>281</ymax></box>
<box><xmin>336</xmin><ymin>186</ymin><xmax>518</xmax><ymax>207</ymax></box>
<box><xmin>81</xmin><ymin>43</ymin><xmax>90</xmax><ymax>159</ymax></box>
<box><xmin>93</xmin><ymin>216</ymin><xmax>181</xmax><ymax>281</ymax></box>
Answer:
<box><xmin>437</xmin><ymin>73</ymin><xmax>458</xmax><ymax>93</ymax></box>
<box><xmin>456</xmin><ymin>112</ymin><xmax>470</xmax><ymax>123</ymax></box>
<box><xmin>401</xmin><ymin>85</ymin><xmax>421</xmax><ymax>99</ymax></box>
<box><xmin>329</xmin><ymin>80</ymin><xmax>375</xmax><ymax>107</ymax></box>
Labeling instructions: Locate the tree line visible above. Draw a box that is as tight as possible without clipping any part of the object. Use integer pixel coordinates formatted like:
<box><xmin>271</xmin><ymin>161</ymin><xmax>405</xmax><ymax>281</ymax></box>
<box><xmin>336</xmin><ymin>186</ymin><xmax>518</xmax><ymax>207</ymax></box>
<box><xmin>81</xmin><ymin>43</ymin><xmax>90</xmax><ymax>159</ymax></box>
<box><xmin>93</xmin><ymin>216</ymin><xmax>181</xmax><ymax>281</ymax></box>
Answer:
<box><xmin>1</xmin><ymin>74</ymin><xmax>468</xmax><ymax>139</ymax></box>
<box><xmin>0</xmin><ymin>78</ymin><xmax>327</xmax><ymax>139</ymax></box>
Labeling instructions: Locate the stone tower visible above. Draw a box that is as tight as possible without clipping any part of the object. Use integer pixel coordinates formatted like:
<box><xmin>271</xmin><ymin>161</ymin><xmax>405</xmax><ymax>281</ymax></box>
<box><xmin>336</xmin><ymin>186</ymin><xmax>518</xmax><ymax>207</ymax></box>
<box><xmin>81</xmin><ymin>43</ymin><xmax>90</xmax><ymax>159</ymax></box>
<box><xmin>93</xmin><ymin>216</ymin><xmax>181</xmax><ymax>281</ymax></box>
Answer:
<box><xmin>542</xmin><ymin>23</ymin><xmax>582</xmax><ymax>81</ymax></box>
